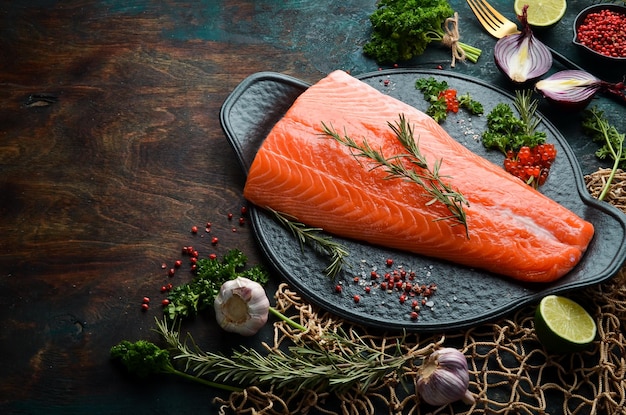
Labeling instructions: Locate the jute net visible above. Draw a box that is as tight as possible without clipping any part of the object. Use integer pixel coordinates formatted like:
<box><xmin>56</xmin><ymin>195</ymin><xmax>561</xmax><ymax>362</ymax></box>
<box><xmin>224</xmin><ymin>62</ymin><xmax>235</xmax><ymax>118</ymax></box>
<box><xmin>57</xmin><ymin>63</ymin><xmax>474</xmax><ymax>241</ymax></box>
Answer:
<box><xmin>215</xmin><ymin>168</ymin><xmax>626</xmax><ymax>415</ymax></box>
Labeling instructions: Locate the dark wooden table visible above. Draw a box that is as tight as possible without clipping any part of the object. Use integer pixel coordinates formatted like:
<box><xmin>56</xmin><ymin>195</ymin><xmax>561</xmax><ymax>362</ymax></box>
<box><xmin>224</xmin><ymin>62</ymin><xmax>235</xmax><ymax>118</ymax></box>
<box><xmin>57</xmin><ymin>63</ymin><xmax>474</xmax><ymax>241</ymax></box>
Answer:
<box><xmin>1</xmin><ymin>1</ymin><xmax>624</xmax><ymax>414</ymax></box>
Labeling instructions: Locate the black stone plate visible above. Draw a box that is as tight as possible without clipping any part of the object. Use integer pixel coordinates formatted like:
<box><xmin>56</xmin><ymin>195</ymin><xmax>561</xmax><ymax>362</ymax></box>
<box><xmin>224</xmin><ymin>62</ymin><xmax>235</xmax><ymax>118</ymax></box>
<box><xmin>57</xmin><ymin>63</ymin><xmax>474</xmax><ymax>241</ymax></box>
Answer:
<box><xmin>220</xmin><ymin>69</ymin><xmax>626</xmax><ymax>332</ymax></box>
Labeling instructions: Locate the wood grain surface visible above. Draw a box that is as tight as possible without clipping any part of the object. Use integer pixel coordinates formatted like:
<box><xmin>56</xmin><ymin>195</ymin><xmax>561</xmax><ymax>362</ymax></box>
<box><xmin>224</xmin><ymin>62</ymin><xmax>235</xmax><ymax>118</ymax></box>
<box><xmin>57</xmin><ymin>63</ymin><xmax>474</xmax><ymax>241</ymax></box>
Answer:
<box><xmin>1</xmin><ymin>1</ymin><xmax>624</xmax><ymax>414</ymax></box>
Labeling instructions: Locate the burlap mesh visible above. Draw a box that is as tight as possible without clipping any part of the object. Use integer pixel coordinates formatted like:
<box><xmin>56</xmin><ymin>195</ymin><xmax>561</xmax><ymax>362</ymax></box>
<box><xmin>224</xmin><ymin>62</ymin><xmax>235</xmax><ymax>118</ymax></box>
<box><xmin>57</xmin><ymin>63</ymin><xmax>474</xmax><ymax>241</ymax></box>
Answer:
<box><xmin>215</xmin><ymin>168</ymin><xmax>626</xmax><ymax>415</ymax></box>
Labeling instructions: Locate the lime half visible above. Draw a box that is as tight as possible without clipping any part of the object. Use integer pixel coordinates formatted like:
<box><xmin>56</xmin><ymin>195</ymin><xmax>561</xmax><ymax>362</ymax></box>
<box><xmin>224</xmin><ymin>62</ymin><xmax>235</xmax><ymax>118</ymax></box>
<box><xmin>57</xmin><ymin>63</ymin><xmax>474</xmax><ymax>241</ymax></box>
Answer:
<box><xmin>534</xmin><ymin>295</ymin><xmax>596</xmax><ymax>353</ymax></box>
<box><xmin>514</xmin><ymin>0</ymin><xmax>567</xmax><ymax>27</ymax></box>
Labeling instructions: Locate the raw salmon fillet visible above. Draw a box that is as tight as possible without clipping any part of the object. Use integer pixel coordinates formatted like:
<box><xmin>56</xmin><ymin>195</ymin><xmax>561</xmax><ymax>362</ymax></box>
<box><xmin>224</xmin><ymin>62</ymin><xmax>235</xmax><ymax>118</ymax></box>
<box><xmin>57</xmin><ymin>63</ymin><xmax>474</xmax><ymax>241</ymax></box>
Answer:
<box><xmin>243</xmin><ymin>70</ymin><xmax>595</xmax><ymax>283</ymax></box>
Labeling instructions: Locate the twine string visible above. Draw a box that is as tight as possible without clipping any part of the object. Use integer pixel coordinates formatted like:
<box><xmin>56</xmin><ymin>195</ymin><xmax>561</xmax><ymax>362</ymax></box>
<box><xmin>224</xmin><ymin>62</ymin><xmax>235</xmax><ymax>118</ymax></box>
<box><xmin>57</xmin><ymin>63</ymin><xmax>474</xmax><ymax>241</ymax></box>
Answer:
<box><xmin>442</xmin><ymin>12</ymin><xmax>466</xmax><ymax>67</ymax></box>
<box><xmin>213</xmin><ymin>167</ymin><xmax>626</xmax><ymax>415</ymax></box>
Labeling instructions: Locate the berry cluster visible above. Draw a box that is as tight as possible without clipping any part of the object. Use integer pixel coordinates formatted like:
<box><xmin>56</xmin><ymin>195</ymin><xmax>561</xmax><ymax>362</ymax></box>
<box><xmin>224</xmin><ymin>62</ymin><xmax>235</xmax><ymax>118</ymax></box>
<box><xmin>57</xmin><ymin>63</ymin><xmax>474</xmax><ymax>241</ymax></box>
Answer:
<box><xmin>576</xmin><ymin>9</ymin><xmax>626</xmax><ymax>58</ymax></box>
<box><xmin>503</xmin><ymin>144</ymin><xmax>557</xmax><ymax>187</ymax></box>
<box><xmin>438</xmin><ymin>89</ymin><xmax>459</xmax><ymax>113</ymax></box>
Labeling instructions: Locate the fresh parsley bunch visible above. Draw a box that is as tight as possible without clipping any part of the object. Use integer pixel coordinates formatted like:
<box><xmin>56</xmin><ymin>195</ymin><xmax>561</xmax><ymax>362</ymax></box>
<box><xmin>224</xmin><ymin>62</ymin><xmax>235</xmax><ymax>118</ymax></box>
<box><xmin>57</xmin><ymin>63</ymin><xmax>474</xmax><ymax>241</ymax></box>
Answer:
<box><xmin>363</xmin><ymin>0</ymin><xmax>481</xmax><ymax>64</ymax></box>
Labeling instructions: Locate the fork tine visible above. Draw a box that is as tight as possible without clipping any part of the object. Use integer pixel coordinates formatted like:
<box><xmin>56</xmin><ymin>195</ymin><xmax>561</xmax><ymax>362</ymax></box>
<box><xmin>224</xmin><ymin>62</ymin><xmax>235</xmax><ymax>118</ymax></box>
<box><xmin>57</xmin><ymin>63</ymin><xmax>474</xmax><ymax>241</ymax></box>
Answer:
<box><xmin>467</xmin><ymin>0</ymin><xmax>499</xmax><ymax>34</ymax></box>
<box><xmin>466</xmin><ymin>0</ymin><xmax>519</xmax><ymax>38</ymax></box>
<box><xmin>474</xmin><ymin>0</ymin><xmax>509</xmax><ymax>22</ymax></box>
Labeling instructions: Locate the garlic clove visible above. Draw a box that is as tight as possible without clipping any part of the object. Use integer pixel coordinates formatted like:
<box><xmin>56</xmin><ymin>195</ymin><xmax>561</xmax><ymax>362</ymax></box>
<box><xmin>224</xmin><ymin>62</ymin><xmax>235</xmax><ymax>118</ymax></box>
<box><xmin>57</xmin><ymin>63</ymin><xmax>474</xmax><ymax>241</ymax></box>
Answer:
<box><xmin>214</xmin><ymin>277</ymin><xmax>270</xmax><ymax>336</ymax></box>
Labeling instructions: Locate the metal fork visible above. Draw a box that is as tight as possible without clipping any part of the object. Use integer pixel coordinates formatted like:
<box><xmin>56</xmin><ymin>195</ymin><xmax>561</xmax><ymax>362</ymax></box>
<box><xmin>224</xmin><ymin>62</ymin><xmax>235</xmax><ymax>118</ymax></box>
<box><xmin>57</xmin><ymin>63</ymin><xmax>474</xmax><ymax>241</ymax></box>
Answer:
<box><xmin>466</xmin><ymin>0</ymin><xmax>519</xmax><ymax>38</ymax></box>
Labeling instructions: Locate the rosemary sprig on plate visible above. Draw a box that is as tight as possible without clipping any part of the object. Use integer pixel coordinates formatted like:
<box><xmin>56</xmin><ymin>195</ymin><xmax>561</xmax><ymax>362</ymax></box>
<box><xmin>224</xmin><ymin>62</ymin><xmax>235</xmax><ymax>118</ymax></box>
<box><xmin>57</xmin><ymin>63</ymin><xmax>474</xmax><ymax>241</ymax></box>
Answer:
<box><xmin>513</xmin><ymin>89</ymin><xmax>542</xmax><ymax>137</ymax></box>
<box><xmin>321</xmin><ymin>114</ymin><xmax>469</xmax><ymax>238</ymax></box>
<box><xmin>154</xmin><ymin>317</ymin><xmax>425</xmax><ymax>394</ymax></box>
<box><xmin>270</xmin><ymin>208</ymin><xmax>349</xmax><ymax>279</ymax></box>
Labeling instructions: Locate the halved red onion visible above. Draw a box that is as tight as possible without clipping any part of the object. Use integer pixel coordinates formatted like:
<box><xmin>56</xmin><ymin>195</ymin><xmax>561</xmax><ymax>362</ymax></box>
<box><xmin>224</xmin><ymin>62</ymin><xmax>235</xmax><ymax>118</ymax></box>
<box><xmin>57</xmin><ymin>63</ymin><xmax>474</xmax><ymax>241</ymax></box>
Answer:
<box><xmin>535</xmin><ymin>70</ymin><xmax>602</xmax><ymax>111</ymax></box>
<box><xmin>494</xmin><ymin>6</ymin><xmax>552</xmax><ymax>84</ymax></box>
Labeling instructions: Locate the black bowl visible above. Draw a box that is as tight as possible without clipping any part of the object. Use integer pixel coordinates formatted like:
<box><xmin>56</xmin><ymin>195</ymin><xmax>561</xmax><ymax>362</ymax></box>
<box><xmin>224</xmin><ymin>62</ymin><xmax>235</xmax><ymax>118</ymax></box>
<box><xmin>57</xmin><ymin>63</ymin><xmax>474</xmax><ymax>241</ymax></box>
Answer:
<box><xmin>572</xmin><ymin>3</ymin><xmax>626</xmax><ymax>64</ymax></box>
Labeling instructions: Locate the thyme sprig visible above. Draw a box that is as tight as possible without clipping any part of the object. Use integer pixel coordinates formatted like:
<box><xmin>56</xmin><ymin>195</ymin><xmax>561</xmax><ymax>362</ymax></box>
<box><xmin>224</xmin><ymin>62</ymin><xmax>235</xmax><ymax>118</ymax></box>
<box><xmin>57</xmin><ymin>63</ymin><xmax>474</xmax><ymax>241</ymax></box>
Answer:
<box><xmin>582</xmin><ymin>107</ymin><xmax>625</xmax><ymax>201</ymax></box>
<box><xmin>154</xmin><ymin>317</ymin><xmax>428</xmax><ymax>395</ymax></box>
<box><xmin>270</xmin><ymin>208</ymin><xmax>349</xmax><ymax>279</ymax></box>
<box><xmin>321</xmin><ymin>114</ymin><xmax>469</xmax><ymax>238</ymax></box>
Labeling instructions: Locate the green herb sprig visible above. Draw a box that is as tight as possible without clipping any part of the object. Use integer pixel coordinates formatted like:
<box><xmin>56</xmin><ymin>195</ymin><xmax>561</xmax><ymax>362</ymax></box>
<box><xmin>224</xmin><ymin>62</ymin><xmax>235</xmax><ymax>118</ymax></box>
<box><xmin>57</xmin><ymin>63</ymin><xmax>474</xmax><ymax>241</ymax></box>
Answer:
<box><xmin>270</xmin><ymin>208</ymin><xmax>349</xmax><ymax>279</ymax></box>
<box><xmin>415</xmin><ymin>77</ymin><xmax>483</xmax><ymax>123</ymax></box>
<box><xmin>322</xmin><ymin>114</ymin><xmax>469</xmax><ymax>238</ymax></box>
<box><xmin>482</xmin><ymin>90</ymin><xmax>546</xmax><ymax>154</ymax></box>
<box><xmin>154</xmin><ymin>317</ymin><xmax>426</xmax><ymax>395</ymax></box>
<box><xmin>458</xmin><ymin>92</ymin><xmax>484</xmax><ymax>115</ymax></box>
<box><xmin>110</xmin><ymin>339</ymin><xmax>242</xmax><ymax>392</ymax></box>
<box><xmin>415</xmin><ymin>77</ymin><xmax>451</xmax><ymax>123</ymax></box>
<box><xmin>582</xmin><ymin>107</ymin><xmax>626</xmax><ymax>201</ymax></box>
<box><xmin>163</xmin><ymin>249</ymin><xmax>269</xmax><ymax>320</ymax></box>
<box><xmin>363</xmin><ymin>0</ymin><xmax>481</xmax><ymax>64</ymax></box>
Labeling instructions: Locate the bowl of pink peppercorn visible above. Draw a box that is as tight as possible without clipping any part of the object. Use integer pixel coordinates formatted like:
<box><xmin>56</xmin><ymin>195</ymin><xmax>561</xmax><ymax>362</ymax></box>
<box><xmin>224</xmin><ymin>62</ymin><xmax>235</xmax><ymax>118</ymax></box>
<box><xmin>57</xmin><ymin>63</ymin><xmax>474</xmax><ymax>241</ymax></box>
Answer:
<box><xmin>573</xmin><ymin>3</ymin><xmax>626</xmax><ymax>63</ymax></box>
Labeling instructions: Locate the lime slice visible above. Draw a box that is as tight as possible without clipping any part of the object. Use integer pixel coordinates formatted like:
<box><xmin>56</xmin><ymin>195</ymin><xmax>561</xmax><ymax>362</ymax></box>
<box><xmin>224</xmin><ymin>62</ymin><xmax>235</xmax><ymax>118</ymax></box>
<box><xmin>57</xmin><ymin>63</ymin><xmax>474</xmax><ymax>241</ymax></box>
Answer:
<box><xmin>514</xmin><ymin>0</ymin><xmax>567</xmax><ymax>27</ymax></box>
<box><xmin>534</xmin><ymin>295</ymin><xmax>596</xmax><ymax>353</ymax></box>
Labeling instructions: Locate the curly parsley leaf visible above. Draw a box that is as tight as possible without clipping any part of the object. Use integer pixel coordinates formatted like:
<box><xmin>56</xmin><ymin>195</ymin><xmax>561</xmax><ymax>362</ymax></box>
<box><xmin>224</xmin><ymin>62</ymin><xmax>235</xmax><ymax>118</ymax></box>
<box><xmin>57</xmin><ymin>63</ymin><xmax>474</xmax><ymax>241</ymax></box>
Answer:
<box><xmin>481</xmin><ymin>92</ymin><xmax>546</xmax><ymax>154</ymax></box>
<box><xmin>458</xmin><ymin>92</ymin><xmax>484</xmax><ymax>115</ymax></box>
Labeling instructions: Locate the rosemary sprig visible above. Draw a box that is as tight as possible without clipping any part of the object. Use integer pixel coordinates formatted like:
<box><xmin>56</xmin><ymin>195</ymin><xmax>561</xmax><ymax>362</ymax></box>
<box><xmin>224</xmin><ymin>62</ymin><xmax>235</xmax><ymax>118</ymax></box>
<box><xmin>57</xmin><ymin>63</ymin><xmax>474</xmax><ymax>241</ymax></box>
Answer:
<box><xmin>512</xmin><ymin>89</ymin><xmax>542</xmax><ymax>136</ymax></box>
<box><xmin>270</xmin><ymin>208</ymin><xmax>349</xmax><ymax>279</ymax></box>
<box><xmin>154</xmin><ymin>317</ymin><xmax>423</xmax><ymax>395</ymax></box>
<box><xmin>321</xmin><ymin>114</ymin><xmax>469</xmax><ymax>238</ymax></box>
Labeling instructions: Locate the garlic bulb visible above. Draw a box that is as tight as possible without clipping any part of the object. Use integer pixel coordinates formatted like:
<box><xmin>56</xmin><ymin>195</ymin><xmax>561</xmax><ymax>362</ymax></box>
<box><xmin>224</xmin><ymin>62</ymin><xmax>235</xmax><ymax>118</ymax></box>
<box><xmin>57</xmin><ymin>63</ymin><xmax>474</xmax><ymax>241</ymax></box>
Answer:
<box><xmin>214</xmin><ymin>277</ymin><xmax>270</xmax><ymax>336</ymax></box>
<box><xmin>416</xmin><ymin>347</ymin><xmax>475</xmax><ymax>406</ymax></box>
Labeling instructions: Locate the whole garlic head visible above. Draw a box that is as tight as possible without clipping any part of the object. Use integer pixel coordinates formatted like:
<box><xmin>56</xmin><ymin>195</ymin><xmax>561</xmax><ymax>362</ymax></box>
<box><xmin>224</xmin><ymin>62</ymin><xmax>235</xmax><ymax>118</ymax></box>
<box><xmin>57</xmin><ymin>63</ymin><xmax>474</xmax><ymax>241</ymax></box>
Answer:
<box><xmin>214</xmin><ymin>277</ymin><xmax>270</xmax><ymax>336</ymax></box>
<box><xmin>416</xmin><ymin>347</ymin><xmax>475</xmax><ymax>406</ymax></box>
